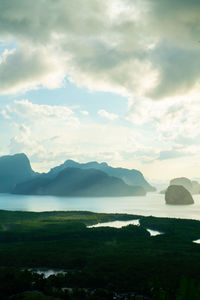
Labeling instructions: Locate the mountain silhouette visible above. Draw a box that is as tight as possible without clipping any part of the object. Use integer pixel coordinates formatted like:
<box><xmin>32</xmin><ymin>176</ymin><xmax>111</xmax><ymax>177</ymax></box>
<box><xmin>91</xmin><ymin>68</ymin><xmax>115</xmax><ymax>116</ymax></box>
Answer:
<box><xmin>170</xmin><ymin>177</ymin><xmax>200</xmax><ymax>194</ymax></box>
<box><xmin>48</xmin><ymin>159</ymin><xmax>155</xmax><ymax>192</ymax></box>
<box><xmin>0</xmin><ymin>153</ymin><xmax>154</xmax><ymax>197</ymax></box>
<box><xmin>13</xmin><ymin>167</ymin><xmax>146</xmax><ymax>197</ymax></box>
<box><xmin>0</xmin><ymin>153</ymin><xmax>36</xmax><ymax>192</ymax></box>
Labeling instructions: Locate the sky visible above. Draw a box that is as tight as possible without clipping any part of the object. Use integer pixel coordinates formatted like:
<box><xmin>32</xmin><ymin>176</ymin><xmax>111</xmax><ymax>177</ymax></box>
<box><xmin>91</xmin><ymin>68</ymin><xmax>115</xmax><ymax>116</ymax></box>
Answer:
<box><xmin>0</xmin><ymin>0</ymin><xmax>200</xmax><ymax>180</ymax></box>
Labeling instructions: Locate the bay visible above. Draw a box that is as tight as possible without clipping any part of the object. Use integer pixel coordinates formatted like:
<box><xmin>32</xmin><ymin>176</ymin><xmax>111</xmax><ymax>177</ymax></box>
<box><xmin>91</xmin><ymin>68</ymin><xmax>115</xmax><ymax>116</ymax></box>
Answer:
<box><xmin>0</xmin><ymin>193</ymin><xmax>200</xmax><ymax>220</ymax></box>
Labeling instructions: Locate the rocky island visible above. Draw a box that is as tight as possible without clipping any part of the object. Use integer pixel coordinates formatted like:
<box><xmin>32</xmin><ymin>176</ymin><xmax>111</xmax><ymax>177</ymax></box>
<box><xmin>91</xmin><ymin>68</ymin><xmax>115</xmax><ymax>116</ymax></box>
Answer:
<box><xmin>170</xmin><ymin>177</ymin><xmax>200</xmax><ymax>194</ymax></box>
<box><xmin>165</xmin><ymin>185</ymin><xmax>194</xmax><ymax>205</ymax></box>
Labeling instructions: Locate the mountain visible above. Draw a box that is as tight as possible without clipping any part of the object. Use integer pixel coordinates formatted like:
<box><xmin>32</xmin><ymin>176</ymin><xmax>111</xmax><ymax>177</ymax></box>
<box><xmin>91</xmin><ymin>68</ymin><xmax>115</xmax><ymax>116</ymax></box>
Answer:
<box><xmin>170</xmin><ymin>177</ymin><xmax>200</xmax><ymax>194</ymax></box>
<box><xmin>0</xmin><ymin>153</ymin><xmax>36</xmax><ymax>192</ymax></box>
<box><xmin>48</xmin><ymin>160</ymin><xmax>155</xmax><ymax>192</ymax></box>
<box><xmin>165</xmin><ymin>185</ymin><xmax>194</xmax><ymax>205</ymax></box>
<box><xmin>0</xmin><ymin>153</ymin><xmax>152</xmax><ymax>197</ymax></box>
<box><xmin>13</xmin><ymin>167</ymin><xmax>146</xmax><ymax>197</ymax></box>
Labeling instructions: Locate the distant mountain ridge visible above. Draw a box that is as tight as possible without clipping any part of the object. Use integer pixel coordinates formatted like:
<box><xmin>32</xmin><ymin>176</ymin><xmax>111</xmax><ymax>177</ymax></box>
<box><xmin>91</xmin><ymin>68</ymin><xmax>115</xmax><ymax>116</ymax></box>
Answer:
<box><xmin>48</xmin><ymin>159</ymin><xmax>155</xmax><ymax>192</ymax></box>
<box><xmin>0</xmin><ymin>153</ymin><xmax>155</xmax><ymax>197</ymax></box>
<box><xmin>13</xmin><ymin>167</ymin><xmax>146</xmax><ymax>197</ymax></box>
<box><xmin>170</xmin><ymin>177</ymin><xmax>200</xmax><ymax>195</ymax></box>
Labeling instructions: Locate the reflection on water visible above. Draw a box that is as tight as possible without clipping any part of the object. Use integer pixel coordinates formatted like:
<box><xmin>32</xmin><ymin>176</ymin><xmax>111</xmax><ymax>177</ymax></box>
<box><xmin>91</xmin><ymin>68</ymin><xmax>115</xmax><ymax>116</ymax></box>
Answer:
<box><xmin>146</xmin><ymin>229</ymin><xmax>163</xmax><ymax>236</ymax></box>
<box><xmin>88</xmin><ymin>220</ymin><xmax>163</xmax><ymax>236</ymax></box>
<box><xmin>193</xmin><ymin>239</ymin><xmax>200</xmax><ymax>244</ymax></box>
<box><xmin>88</xmin><ymin>219</ymin><xmax>140</xmax><ymax>228</ymax></box>
<box><xmin>0</xmin><ymin>193</ymin><xmax>200</xmax><ymax>220</ymax></box>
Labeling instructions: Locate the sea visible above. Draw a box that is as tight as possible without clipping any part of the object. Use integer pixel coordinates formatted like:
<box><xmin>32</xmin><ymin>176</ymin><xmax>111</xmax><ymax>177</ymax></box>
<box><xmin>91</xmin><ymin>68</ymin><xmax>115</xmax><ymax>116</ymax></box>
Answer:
<box><xmin>0</xmin><ymin>192</ymin><xmax>200</xmax><ymax>220</ymax></box>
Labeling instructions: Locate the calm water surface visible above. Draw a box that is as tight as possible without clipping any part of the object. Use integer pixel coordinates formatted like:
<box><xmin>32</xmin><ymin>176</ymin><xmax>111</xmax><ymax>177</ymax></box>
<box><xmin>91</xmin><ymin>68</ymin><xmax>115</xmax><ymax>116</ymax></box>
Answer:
<box><xmin>88</xmin><ymin>219</ymin><xmax>162</xmax><ymax>236</ymax></box>
<box><xmin>194</xmin><ymin>239</ymin><xmax>200</xmax><ymax>244</ymax></box>
<box><xmin>88</xmin><ymin>219</ymin><xmax>140</xmax><ymax>228</ymax></box>
<box><xmin>0</xmin><ymin>193</ymin><xmax>200</xmax><ymax>220</ymax></box>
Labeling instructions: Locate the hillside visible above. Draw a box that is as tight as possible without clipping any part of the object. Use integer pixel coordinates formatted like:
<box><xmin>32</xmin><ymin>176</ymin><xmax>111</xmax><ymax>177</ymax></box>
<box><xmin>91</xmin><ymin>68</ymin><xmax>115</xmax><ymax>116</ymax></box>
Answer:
<box><xmin>48</xmin><ymin>159</ymin><xmax>155</xmax><ymax>192</ymax></box>
<box><xmin>0</xmin><ymin>153</ymin><xmax>36</xmax><ymax>192</ymax></box>
<box><xmin>13</xmin><ymin>167</ymin><xmax>146</xmax><ymax>197</ymax></box>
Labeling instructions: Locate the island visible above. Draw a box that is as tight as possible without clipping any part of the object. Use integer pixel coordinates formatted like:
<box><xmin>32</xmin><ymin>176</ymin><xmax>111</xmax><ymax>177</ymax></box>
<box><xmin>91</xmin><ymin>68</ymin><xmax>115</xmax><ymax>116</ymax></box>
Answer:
<box><xmin>165</xmin><ymin>185</ymin><xmax>194</xmax><ymax>205</ymax></box>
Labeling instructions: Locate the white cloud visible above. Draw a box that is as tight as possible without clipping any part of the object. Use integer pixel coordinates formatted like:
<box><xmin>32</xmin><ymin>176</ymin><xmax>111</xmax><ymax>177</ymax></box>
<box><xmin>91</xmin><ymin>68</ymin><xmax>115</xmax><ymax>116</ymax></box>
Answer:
<box><xmin>3</xmin><ymin>100</ymin><xmax>148</xmax><ymax>172</ymax></box>
<box><xmin>3</xmin><ymin>97</ymin><xmax>200</xmax><ymax>179</ymax></box>
<box><xmin>5</xmin><ymin>99</ymin><xmax>79</xmax><ymax>126</ymax></box>
<box><xmin>0</xmin><ymin>109</ymin><xmax>10</xmax><ymax>119</ymax></box>
<box><xmin>9</xmin><ymin>124</ymin><xmax>47</xmax><ymax>161</ymax></box>
<box><xmin>3</xmin><ymin>96</ymin><xmax>198</xmax><ymax>177</ymax></box>
<box><xmin>80</xmin><ymin>110</ymin><xmax>89</xmax><ymax>116</ymax></box>
<box><xmin>128</xmin><ymin>84</ymin><xmax>200</xmax><ymax>143</ymax></box>
<box><xmin>0</xmin><ymin>0</ymin><xmax>199</xmax><ymax>99</ymax></box>
<box><xmin>98</xmin><ymin>109</ymin><xmax>118</xmax><ymax>120</ymax></box>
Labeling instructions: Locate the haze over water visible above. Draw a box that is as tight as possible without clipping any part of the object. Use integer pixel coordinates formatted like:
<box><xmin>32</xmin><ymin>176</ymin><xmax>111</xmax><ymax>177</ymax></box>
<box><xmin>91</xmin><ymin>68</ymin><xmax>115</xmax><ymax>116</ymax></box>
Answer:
<box><xmin>1</xmin><ymin>193</ymin><xmax>200</xmax><ymax>220</ymax></box>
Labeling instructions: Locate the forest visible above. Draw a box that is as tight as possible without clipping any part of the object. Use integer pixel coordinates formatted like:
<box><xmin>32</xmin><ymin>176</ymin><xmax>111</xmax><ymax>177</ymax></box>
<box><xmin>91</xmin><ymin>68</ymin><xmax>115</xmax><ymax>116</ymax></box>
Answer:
<box><xmin>0</xmin><ymin>210</ymin><xmax>200</xmax><ymax>299</ymax></box>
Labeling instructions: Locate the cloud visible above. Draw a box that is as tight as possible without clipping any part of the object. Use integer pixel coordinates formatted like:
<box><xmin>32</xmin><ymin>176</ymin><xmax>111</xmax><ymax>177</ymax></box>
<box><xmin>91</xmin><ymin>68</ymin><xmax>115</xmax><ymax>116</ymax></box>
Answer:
<box><xmin>4</xmin><ymin>100</ymin><xmax>81</xmax><ymax>167</ymax></box>
<box><xmin>4</xmin><ymin>97</ymin><xmax>199</xmax><ymax>178</ymax></box>
<box><xmin>1</xmin><ymin>0</ymin><xmax>200</xmax><ymax>179</ymax></box>
<box><xmin>148</xmin><ymin>0</ymin><xmax>200</xmax><ymax>48</ymax></box>
<box><xmin>148</xmin><ymin>43</ymin><xmax>200</xmax><ymax>99</ymax></box>
<box><xmin>0</xmin><ymin>109</ymin><xmax>10</xmax><ymax>119</ymax></box>
<box><xmin>0</xmin><ymin>46</ymin><xmax>65</xmax><ymax>94</ymax></box>
<box><xmin>0</xmin><ymin>0</ymin><xmax>199</xmax><ymax>99</ymax></box>
<box><xmin>5</xmin><ymin>99</ymin><xmax>79</xmax><ymax>126</ymax></box>
<box><xmin>158</xmin><ymin>150</ymin><xmax>187</xmax><ymax>161</ymax></box>
<box><xmin>128</xmin><ymin>85</ymin><xmax>200</xmax><ymax>141</ymax></box>
<box><xmin>98</xmin><ymin>109</ymin><xmax>118</xmax><ymax>120</ymax></box>
<box><xmin>3</xmin><ymin>99</ymin><xmax>150</xmax><ymax>172</ymax></box>
<box><xmin>9</xmin><ymin>124</ymin><xmax>47</xmax><ymax>160</ymax></box>
<box><xmin>80</xmin><ymin>110</ymin><xmax>89</xmax><ymax>116</ymax></box>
